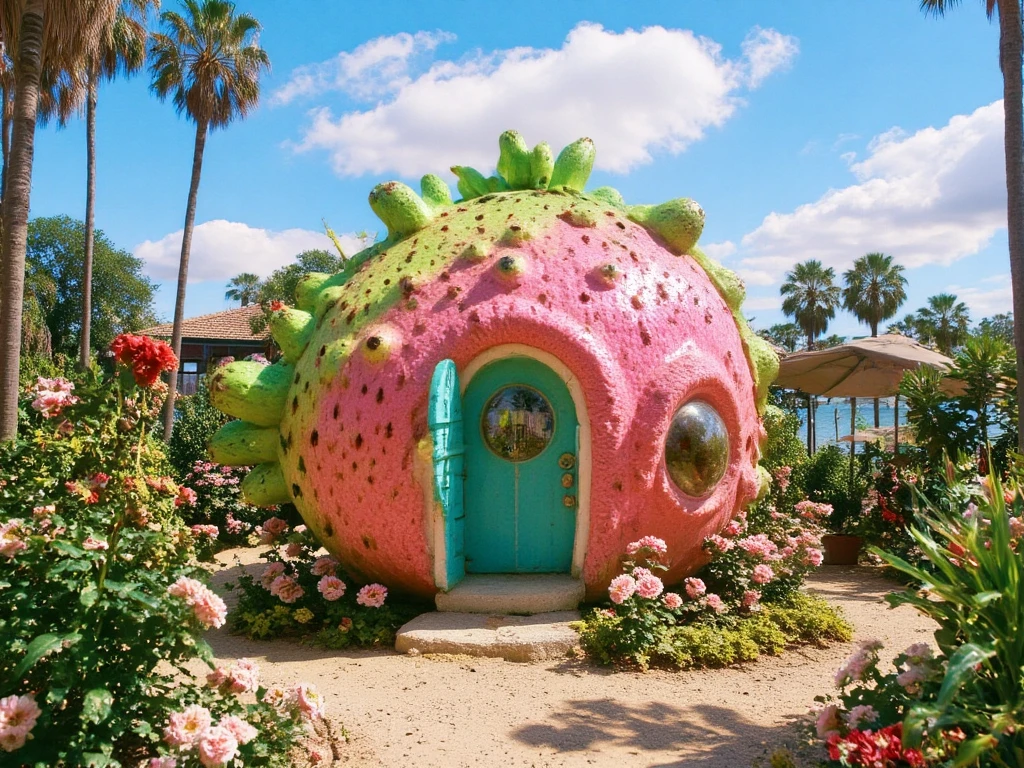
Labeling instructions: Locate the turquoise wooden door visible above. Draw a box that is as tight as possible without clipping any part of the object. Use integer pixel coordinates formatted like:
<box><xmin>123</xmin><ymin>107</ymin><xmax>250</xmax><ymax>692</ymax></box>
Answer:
<box><xmin>428</xmin><ymin>360</ymin><xmax>465</xmax><ymax>589</ymax></box>
<box><xmin>463</xmin><ymin>357</ymin><xmax>578</xmax><ymax>573</ymax></box>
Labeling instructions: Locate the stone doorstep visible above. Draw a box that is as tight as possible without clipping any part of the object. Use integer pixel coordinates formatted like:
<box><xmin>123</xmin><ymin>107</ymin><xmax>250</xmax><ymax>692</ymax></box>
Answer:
<box><xmin>434</xmin><ymin>574</ymin><xmax>585</xmax><ymax>615</ymax></box>
<box><xmin>394</xmin><ymin>611</ymin><xmax>581</xmax><ymax>662</ymax></box>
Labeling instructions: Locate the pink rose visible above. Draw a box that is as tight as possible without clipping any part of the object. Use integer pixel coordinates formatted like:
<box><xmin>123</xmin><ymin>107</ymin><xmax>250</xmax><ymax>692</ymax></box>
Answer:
<box><xmin>260</xmin><ymin>562</ymin><xmax>286</xmax><ymax>590</ymax></box>
<box><xmin>356</xmin><ymin>583</ymin><xmax>388</xmax><ymax>608</ymax></box>
<box><xmin>197</xmin><ymin>725</ymin><xmax>239</xmax><ymax>767</ymax></box>
<box><xmin>311</xmin><ymin>556</ymin><xmax>339</xmax><ymax>576</ymax></box>
<box><xmin>752</xmin><ymin>564</ymin><xmax>775</xmax><ymax>585</ymax></box>
<box><xmin>607</xmin><ymin>574</ymin><xmax>636</xmax><ymax>605</ymax></box>
<box><xmin>742</xmin><ymin>590</ymin><xmax>761</xmax><ymax>609</ymax></box>
<box><xmin>318</xmin><ymin>575</ymin><xmax>346</xmax><ymax>601</ymax></box>
<box><xmin>270</xmin><ymin>575</ymin><xmax>305</xmax><ymax>604</ymax></box>
<box><xmin>219</xmin><ymin>715</ymin><xmax>257</xmax><ymax>745</ymax></box>
<box><xmin>634</xmin><ymin>574</ymin><xmax>664</xmax><ymax>599</ymax></box>
<box><xmin>705</xmin><ymin>593</ymin><xmax>727</xmax><ymax>613</ymax></box>
<box><xmin>82</xmin><ymin>536</ymin><xmax>109</xmax><ymax>551</ymax></box>
<box><xmin>684</xmin><ymin>577</ymin><xmax>706</xmax><ymax>599</ymax></box>
<box><xmin>625</xmin><ymin>535</ymin><xmax>668</xmax><ymax>555</ymax></box>
<box><xmin>285</xmin><ymin>542</ymin><xmax>303</xmax><ymax>558</ymax></box>
<box><xmin>295</xmin><ymin>683</ymin><xmax>325</xmax><ymax>720</ymax></box>
<box><xmin>663</xmin><ymin>592</ymin><xmax>683</xmax><ymax>609</ymax></box>
<box><xmin>0</xmin><ymin>694</ymin><xmax>41</xmax><ymax>752</ymax></box>
<box><xmin>163</xmin><ymin>704</ymin><xmax>212</xmax><ymax>748</ymax></box>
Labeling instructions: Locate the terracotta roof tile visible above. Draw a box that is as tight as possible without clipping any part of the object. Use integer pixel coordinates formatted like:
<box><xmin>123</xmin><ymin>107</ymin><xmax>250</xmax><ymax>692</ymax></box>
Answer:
<box><xmin>138</xmin><ymin>305</ymin><xmax>268</xmax><ymax>342</ymax></box>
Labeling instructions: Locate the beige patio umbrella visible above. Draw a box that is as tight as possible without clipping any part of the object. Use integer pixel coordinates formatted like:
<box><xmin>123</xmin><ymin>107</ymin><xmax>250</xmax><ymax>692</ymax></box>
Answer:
<box><xmin>776</xmin><ymin>334</ymin><xmax>958</xmax><ymax>482</ymax></box>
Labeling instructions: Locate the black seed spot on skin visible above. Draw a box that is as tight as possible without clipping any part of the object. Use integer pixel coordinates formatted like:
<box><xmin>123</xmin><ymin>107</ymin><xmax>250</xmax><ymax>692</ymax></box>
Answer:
<box><xmin>304</xmin><ymin>381</ymin><xmax>310</xmax><ymax>393</ymax></box>
<box><xmin>292</xmin><ymin>484</ymin><xmax>302</xmax><ymax>497</ymax></box>
<box><xmin>538</xmin><ymin>293</ymin><xmax>548</xmax><ymax>304</ymax></box>
<box><xmin>441</xmin><ymin>224</ymin><xmax>449</xmax><ymax>231</ymax></box>
<box><xmin>366</xmin><ymin>336</ymin><xmax>382</xmax><ymax>351</ymax></box>
<box><xmin>613</xmin><ymin>480</ymin><xmax>624</xmax><ymax>491</ymax></box>
<box><xmin>475</xmin><ymin>214</ymin><xmax>484</xmax><ymax>221</ymax></box>
<box><xmin>298</xmin><ymin>456</ymin><xmax>306</xmax><ymax>473</ymax></box>
<box><xmin>318</xmin><ymin>345</ymin><xmax>326</xmax><ymax>357</ymax></box>
<box><xmin>325</xmin><ymin>523</ymin><xmax>334</xmax><ymax>537</ymax></box>
<box><xmin>630</xmin><ymin>251</ymin><xmax>639</xmax><ymax>262</ymax></box>
<box><xmin>376</xmin><ymin>387</ymin><xmax>385</xmax><ymax>404</ymax></box>
<box><xmin>355</xmin><ymin>434</ymin><xmax>364</xmax><ymax>449</ymax></box>
<box><xmin>291</xmin><ymin>396</ymin><xmax>298</xmax><ymax>414</ymax></box>
<box><xmin>385</xmin><ymin>422</ymin><xmax>393</xmax><ymax>438</ymax></box>
<box><xmin>639</xmin><ymin>322</ymin><xmax>652</xmax><ymax>346</ymax></box>
<box><xmin>447</xmin><ymin>285</ymin><xmax>459</xmax><ymax>300</ymax></box>
<box><xmin>346</xmin><ymin>310</ymin><xmax>357</xmax><ymax>325</ymax></box>
<box><xmin>477</xmin><ymin>226</ymin><xmax>486</xmax><ymax>234</ymax></box>
<box><xmin>340</xmin><ymin>300</ymin><xmax>349</xmax><ymax>310</ymax></box>
<box><xmin>405</xmin><ymin>254</ymin><xmax>413</xmax><ymax>264</ymax></box>
<box><xmin>469</xmin><ymin>310</ymin><xmax>481</xmax><ymax>323</ymax></box>
<box><xmin>582</xmin><ymin>235</ymin><xmax>590</xmax><ymax>244</ymax></box>
<box><xmin>579</xmin><ymin>293</ymin><xmax>591</xmax><ymax>303</ymax></box>
<box><xmin>293</xmin><ymin>371</ymin><xmax>301</xmax><ymax>384</ymax></box>
<box><xmin>352</xmin><ymin>461</ymin><xmax>358</xmax><ymax>471</ymax></box>
<box><xmin>333</xmin><ymin>404</ymin><xmax>340</xmax><ymax>419</ymax></box>
<box><xmin>363</xmin><ymin>303</ymin><xmax>370</xmax><ymax>314</ymax></box>
<box><xmin>362</xmin><ymin>535</ymin><xmax>373</xmax><ymax>549</ymax></box>
<box><xmin>367</xmin><ymin>476</ymin><xmax>374</xmax><ymax>485</ymax></box>
<box><xmin>361</xmin><ymin>384</ymin><xmax>368</xmax><ymax>395</ymax></box>
<box><xmin>279</xmin><ymin>434</ymin><xmax>288</xmax><ymax>452</ymax></box>
<box><xmin>311</xmin><ymin>430</ymin><xmax>319</xmax><ymax>446</ymax></box>
<box><xmin>616</xmin><ymin>221</ymin><xmax>626</xmax><ymax>229</ymax></box>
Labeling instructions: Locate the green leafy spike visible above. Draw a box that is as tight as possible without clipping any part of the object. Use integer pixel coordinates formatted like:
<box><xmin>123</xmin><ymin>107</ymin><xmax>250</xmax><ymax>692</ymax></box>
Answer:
<box><xmin>368</xmin><ymin>181</ymin><xmax>434</xmax><ymax>240</ymax></box>
<box><xmin>420</xmin><ymin>174</ymin><xmax>453</xmax><ymax>211</ymax></box>
<box><xmin>497</xmin><ymin>130</ymin><xmax>532</xmax><ymax>189</ymax></box>
<box><xmin>549</xmin><ymin>137</ymin><xmax>596</xmax><ymax>191</ymax></box>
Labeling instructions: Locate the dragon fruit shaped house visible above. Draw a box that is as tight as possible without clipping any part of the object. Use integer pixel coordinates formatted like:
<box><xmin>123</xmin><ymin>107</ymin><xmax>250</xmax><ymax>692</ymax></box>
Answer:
<box><xmin>208</xmin><ymin>131</ymin><xmax>779</xmax><ymax>607</ymax></box>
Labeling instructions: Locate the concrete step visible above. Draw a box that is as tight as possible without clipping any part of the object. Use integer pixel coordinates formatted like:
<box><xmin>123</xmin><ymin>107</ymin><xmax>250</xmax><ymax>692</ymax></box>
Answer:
<box><xmin>435</xmin><ymin>574</ymin><xmax>585</xmax><ymax>615</ymax></box>
<box><xmin>395</xmin><ymin>611</ymin><xmax>581</xmax><ymax>662</ymax></box>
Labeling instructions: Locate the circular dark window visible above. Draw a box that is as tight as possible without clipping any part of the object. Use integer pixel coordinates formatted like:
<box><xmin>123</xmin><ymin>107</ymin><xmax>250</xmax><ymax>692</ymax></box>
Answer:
<box><xmin>482</xmin><ymin>386</ymin><xmax>555</xmax><ymax>462</ymax></box>
<box><xmin>665</xmin><ymin>400</ymin><xmax>729</xmax><ymax>497</ymax></box>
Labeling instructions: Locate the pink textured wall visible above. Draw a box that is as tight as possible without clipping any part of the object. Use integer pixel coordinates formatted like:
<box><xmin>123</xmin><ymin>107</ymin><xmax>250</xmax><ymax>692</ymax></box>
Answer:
<box><xmin>279</xmin><ymin>205</ymin><xmax>762</xmax><ymax>600</ymax></box>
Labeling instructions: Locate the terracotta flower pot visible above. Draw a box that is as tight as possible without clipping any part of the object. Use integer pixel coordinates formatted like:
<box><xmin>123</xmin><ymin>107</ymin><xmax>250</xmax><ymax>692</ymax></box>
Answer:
<box><xmin>822</xmin><ymin>534</ymin><xmax>863</xmax><ymax>565</ymax></box>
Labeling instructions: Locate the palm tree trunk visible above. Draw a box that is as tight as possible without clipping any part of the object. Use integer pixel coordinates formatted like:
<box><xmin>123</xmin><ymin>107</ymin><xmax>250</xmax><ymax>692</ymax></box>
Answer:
<box><xmin>1</xmin><ymin>86</ymin><xmax>10</xmax><ymax>200</ymax></box>
<box><xmin>162</xmin><ymin>119</ymin><xmax>209</xmax><ymax>441</ymax></box>
<box><xmin>806</xmin><ymin>332</ymin><xmax>815</xmax><ymax>454</ymax></box>
<box><xmin>869</xmin><ymin>318</ymin><xmax>881</xmax><ymax>427</ymax></box>
<box><xmin>0</xmin><ymin>0</ymin><xmax>45</xmax><ymax>442</ymax></box>
<box><xmin>80</xmin><ymin>75</ymin><xmax>98</xmax><ymax>370</ymax></box>
<box><xmin>998</xmin><ymin>0</ymin><xmax>1024</xmax><ymax>453</ymax></box>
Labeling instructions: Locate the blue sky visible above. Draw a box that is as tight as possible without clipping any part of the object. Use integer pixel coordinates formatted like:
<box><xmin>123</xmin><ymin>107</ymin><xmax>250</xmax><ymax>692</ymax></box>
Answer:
<box><xmin>26</xmin><ymin>0</ymin><xmax>1011</xmax><ymax>337</ymax></box>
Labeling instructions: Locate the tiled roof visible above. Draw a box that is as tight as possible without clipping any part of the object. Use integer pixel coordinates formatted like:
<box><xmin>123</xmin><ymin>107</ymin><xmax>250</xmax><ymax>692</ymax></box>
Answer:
<box><xmin>138</xmin><ymin>305</ymin><xmax>268</xmax><ymax>342</ymax></box>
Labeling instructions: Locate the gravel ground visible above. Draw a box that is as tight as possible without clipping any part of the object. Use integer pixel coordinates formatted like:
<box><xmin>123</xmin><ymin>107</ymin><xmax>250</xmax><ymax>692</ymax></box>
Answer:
<box><xmin>206</xmin><ymin>550</ymin><xmax>936</xmax><ymax>768</ymax></box>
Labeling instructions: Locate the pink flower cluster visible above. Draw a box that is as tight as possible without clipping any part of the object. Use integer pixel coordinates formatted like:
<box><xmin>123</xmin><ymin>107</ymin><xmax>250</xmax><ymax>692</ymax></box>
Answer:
<box><xmin>356</xmin><ymin>583</ymin><xmax>388</xmax><ymax>608</ymax></box>
<box><xmin>0</xmin><ymin>520</ymin><xmax>27</xmax><ymax>559</ymax></box>
<box><xmin>625</xmin><ymin>536</ymin><xmax>668</xmax><ymax>556</ymax></box>
<box><xmin>834</xmin><ymin>639</ymin><xmax>884</xmax><ymax>687</ymax></box>
<box><xmin>608</xmin><ymin>574</ymin><xmax>635</xmax><ymax>604</ymax></box>
<box><xmin>163</xmin><ymin>705</ymin><xmax>257</xmax><ymax>767</ymax></box>
<box><xmin>191</xmin><ymin>524</ymin><xmax>219</xmax><ymax>539</ymax></box>
<box><xmin>794</xmin><ymin>500</ymin><xmax>833</xmax><ymax>522</ymax></box>
<box><xmin>0</xmin><ymin>694</ymin><xmax>41</xmax><ymax>753</ymax></box>
<box><xmin>895</xmin><ymin>642</ymin><xmax>935</xmax><ymax>694</ymax></box>
<box><xmin>29</xmin><ymin>376</ymin><xmax>79</xmax><ymax>418</ymax></box>
<box><xmin>206</xmin><ymin>658</ymin><xmax>260</xmax><ymax>694</ymax></box>
<box><xmin>224</xmin><ymin>513</ymin><xmax>248</xmax><ymax>535</ymax></box>
<box><xmin>174</xmin><ymin>486</ymin><xmax>198</xmax><ymax>508</ymax></box>
<box><xmin>772</xmin><ymin>465</ymin><xmax>792</xmax><ymax>492</ymax></box>
<box><xmin>261</xmin><ymin>683</ymin><xmax>325</xmax><ymax>720</ymax></box>
<box><xmin>168</xmin><ymin>576</ymin><xmax>228</xmax><ymax>629</ymax></box>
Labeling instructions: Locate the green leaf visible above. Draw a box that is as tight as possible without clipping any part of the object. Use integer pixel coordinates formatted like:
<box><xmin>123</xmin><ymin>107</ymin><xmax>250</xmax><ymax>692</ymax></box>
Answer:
<box><xmin>971</xmin><ymin>590</ymin><xmax>1003</xmax><ymax>608</ymax></box>
<box><xmin>80</xmin><ymin>584</ymin><xmax>99</xmax><ymax>607</ymax></box>
<box><xmin>81</xmin><ymin>688</ymin><xmax>113</xmax><ymax>725</ymax></box>
<box><xmin>953</xmin><ymin>734</ymin><xmax>998</xmax><ymax>767</ymax></box>
<box><xmin>938</xmin><ymin>642</ymin><xmax>995</xmax><ymax>709</ymax></box>
<box><xmin>52</xmin><ymin>540</ymin><xmax>86</xmax><ymax>558</ymax></box>
<box><xmin>13</xmin><ymin>632</ymin><xmax>79</xmax><ymax>678</ymax></box>
<box><xmin>81</xmin><ymin>751</ymin><xmax>117</xmax><ymax>767</ymax></box>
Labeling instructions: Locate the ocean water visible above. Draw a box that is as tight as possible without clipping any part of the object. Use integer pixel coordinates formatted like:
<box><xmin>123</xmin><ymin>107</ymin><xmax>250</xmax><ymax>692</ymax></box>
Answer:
<box><xmin>796</xmin><ymin>398</ymin><xmax>907</xmax><ymax>451</ymax></box>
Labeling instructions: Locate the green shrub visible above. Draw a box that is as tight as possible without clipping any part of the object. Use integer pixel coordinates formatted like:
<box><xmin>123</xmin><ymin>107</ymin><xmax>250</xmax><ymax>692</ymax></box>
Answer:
<box><xmin>168</xmin><ymin>383</ymin><xmax>227</xmax><ymax>479</ymax></box>
<box><xmin>578</xmin><ymin>593</ymin><xmax>851</xmax><ymax>670</ymax></box>
<box><xmin>804</xmin><ymin>444</ymin><xmax>868</xmax><ymax>532</ymax></box>
<box><xmin>1</xmin><ymin>340</ymin><xmax>322</xmax><ymax>766</ymax></box>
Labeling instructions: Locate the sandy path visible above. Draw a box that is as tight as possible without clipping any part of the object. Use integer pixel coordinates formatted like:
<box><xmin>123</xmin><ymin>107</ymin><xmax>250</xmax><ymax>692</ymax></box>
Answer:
<box><xmin>206</xmin><ymin>551</ymin><xmax>935</xmax><ymax>768</ymax></box>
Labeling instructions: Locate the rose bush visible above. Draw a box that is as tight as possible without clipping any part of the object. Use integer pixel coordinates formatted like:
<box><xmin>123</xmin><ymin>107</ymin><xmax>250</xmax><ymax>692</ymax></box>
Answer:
<box><xmin>178</xmin><ymin>460</ymin><xmax>268</xmax><ymax>555</ymax></box>
<box><xmin>0</xmin><ymin>336</ymin><xmax>326</xmax><ymax>766</ymax></box>
<box><xmin>228</xmin><ymin>521</ymin><xmax>424</xmax><ymax>648</ymax></box>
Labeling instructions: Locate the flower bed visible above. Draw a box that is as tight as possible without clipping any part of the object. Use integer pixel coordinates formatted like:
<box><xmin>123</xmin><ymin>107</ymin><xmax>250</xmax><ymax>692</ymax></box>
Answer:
<box><xmin>227</xmin><ymin>520</ymin><xmax>426</xmax><ymax>648</ymax></box>
<box><xmin>810</xmin><ymin>469</ymin><xmax>1024</xmax><ymax>767</ymax></box>
<box><xmin>0</xmin><ymin>336</ymin><xmax>329</xmax><ymax>766</ymax></box>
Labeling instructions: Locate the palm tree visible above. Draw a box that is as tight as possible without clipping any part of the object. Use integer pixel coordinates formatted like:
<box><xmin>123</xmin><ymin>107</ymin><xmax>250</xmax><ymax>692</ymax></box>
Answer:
<box><xmin>78</xmin><ymin>0</ymin><xmax>156</xmax><ymax>370</ymax></box>
<box><xmin>149</xmin><ymin>0</ymin><xmax>270</xmax><ymax>440</ymax></box>
<box><xmin>0</xmin><ymin>0</ymin><xmax>120</xmax><ymax>442</ymax></box>
<box><xmin>780</xmin><ymin>259</ymin><xmax>842</xmax><ymax>452</ymax></box>
<box><xmin>921</xmin><ymin>0</ymin><xmax>1024</xmax><ymax>452</ymax></box>
<box><xmin>842</xmin><ymin>252</ymin><xmax>908</xmax><ymax>425</ymax></box>
<box><xmin>917</xmin><ymin>293</ymin><xmax>971</xmax><ymax>355</ymax></box>
<box><xmin>225</xmin><ymin>272</ymin><xmax>261</xmax><ymax>306</ymax></box>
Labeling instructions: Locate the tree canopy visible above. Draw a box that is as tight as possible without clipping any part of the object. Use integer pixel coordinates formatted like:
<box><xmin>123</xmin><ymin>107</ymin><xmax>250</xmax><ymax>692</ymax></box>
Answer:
<box><xmin>26</xmin><ymin>215</ymin><xmax>157</xmax><ymax>357</ymax></box>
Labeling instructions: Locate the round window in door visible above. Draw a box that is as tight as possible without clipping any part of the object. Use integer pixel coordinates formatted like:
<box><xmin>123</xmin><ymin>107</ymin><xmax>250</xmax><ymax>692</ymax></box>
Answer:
<box><xmin>481</xmin><ymin>386</ymin><xmax>554</xmax><ymax>462</ymax></box>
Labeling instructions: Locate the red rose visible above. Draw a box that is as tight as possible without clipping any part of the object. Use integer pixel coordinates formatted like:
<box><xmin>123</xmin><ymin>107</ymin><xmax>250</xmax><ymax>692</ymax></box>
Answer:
<box><xmin>110</xmin><ymin>334</ymin><xmax>178</xmax><ymax>387</ymax></box>
<box><xmin>270</xmin><ymin>300</ymin><xmax>285</xmax><ymax>312</ymax></box>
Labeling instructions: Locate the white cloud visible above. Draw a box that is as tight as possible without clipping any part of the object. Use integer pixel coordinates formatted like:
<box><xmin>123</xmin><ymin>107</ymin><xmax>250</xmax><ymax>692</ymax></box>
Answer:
<box><xmin>135</xmin><ymin>220</ymin><xmax>369</xmax><ymax>283</ymax></box>
<box><xmin>289</xmin><ymin>22</ymin><xmax>799</xmax><ymax>178</ymax></box>
<box><xmin>741</xmin><ymin>27</ymin><xmax>799</xmax><ymax>88</ymax></box>
<box><xmin>271</xmin><ymin>31</ymin><xmax>456</xmax><ymax>105</ymax></box>
<box><xmin>702</xmin><ymin>240</ymin><xmax>736</xmax><ymax>260</ymax></box>
<box><xmin>947</xmin><ymin>275</ymin><xmax>1013</xmax><ymax>318</ymax></box>
<box><xmin>739</xmin><ymin>101</ymin><xmax>1007</xmax><ymax>283</ymax></box>
<box><xmin>744</xmin><ymin>295</ymin><xmax>782</xmax><ymax>311</ymax></box>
